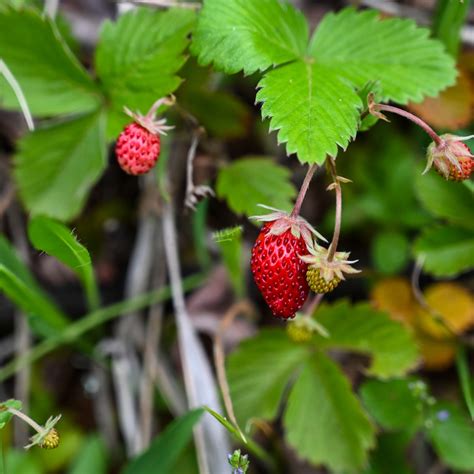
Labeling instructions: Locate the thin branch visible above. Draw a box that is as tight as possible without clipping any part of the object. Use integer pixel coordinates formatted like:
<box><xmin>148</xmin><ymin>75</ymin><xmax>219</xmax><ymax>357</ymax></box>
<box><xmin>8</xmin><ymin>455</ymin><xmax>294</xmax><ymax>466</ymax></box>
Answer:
<box><xmin>327</xmin><ymin>158</ymin><xmax>342</xmax><ymax>262</ymax></box>
<box><xmin>118</xmin><ymin>0</ymin><xmax>201</xmax><ymax>9</ymax></box>
<box><xmin>0</xmin><ymin>60</ymin><xmax>34</xmax><ymax>132</ymax></box>
<box><xmin>290</xmin><ymin>164</ymin><xmax>318</xmax><ymax>218</ymax></box>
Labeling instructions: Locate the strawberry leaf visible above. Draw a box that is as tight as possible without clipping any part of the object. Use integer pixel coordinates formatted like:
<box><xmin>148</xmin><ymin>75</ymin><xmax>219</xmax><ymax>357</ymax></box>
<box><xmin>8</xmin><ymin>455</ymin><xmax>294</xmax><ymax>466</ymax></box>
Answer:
<box><xmin>227</xmin><ymin>329</ymin><xmax>308</xmax><ymax>425</ymax></box>
<box><xmin>256</xmin><ymin>62</ymin><xmax>362</xmax><ymax>164</ymax></box>
<box><xmin>14</xmin><ymin>111</ymin><xmax>106</xmax><ymax>221</ymax></box>
<box><xmin>313</xmin><ymin>301</ymin><xmax>419</xmax><ymax>378</ymax></box>
<box><xmin>309</xmin><ymin>8</ymin><xmax>456</xmax><ymax>104</ymax></box>
<box><xmin>284</xmin><ymin>354</ymin><xmax>375</xmax><ymax>472</ymax></box>
<box><xmin>0</xmin><ymin>7</ymin><xmax>101</xmax><ymax>116</ymax></box>
<box><xmin>414</xmin><ymin>225</ymin><xmax>474</xmax><ymax>277</ymax></box>
<box><xmin>191</xmin><ymin>0</ymin><xmax>308</xmax><ymax>75</ymax></box>
<box><xmin>216</xmin><ymin>157</ymin><xmax>297</xmax><ymax>217</ymax></box>
<box><xmin>95</xmin><ymin>7</ymin><xmax>195</xmax><ymax>138</ymax></box>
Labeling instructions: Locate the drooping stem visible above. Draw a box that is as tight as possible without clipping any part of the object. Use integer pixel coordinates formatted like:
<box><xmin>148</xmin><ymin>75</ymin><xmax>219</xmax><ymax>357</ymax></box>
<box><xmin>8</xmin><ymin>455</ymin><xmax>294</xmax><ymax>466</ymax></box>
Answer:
<box><xmin>145</xmin><ymin>95</ymin><xmax>176</xmax><ymax>120</ymax></box>
<box><xmin>372</xmin><ymin>103</ymin><xmax>442</xmax><ymax>145</ymax></box>
<box><xmin>290</xmin><ymin>164</ymin><xmax>318</xmax><ymax>218</ymax></box>
<box><xmin>327</xmin><ymin>158</ymin><xmax>341</xmax><ymax>262</ymax></box>
<box><xmin>7</xmin><ymin>408</ymin><xmax>44</xmax><ymax>435</ymax></box>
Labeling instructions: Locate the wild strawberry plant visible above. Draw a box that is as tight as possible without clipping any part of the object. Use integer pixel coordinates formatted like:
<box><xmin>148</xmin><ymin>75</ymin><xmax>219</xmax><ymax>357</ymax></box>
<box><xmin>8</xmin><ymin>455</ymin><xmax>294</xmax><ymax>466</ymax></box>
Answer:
<box><xmin>0</xmin><ymin>0</ymin><xmax>473</xmax><ymax>473</ymax></box>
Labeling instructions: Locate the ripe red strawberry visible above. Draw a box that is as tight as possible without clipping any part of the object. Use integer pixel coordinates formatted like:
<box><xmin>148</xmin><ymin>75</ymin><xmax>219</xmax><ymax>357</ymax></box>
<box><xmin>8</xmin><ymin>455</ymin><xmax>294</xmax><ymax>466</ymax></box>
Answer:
<box><xmin>426</xmin><ymin>134</ymin><xmax>474</xmax><ymax>181</ymax></box>
<box><xmin>116</xmin><ymin>97</ymin><xmax>174</xmax><ymax>176</ymax></box>
<box><xmin>251</xmin><ymin>222</ymin><xmax>309</xmax><ymax>319</ymax></box>
<box><xmin>116</xmin><ymin>123</ymin><xmax>160</xmax><ymax>175</ymax></box>
<box><xmin>250</xmin><ymin>207</ymin><xmax>326</xmax><ymax>319</ymax></box>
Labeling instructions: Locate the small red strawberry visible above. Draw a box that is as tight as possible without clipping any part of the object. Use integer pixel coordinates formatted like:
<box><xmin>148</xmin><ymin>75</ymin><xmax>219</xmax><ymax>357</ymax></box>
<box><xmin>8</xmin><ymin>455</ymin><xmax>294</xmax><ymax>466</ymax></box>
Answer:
<box><xmin>251</xmin><ymin>207</ymin><xmax>326</xmax><ymax>319</ymax></box>
<box><xmin>425</xmin><ymin>134</ymin><xmax>474</xmax><ymax>181</ymax></box>
<box><xmin>116</xmin><ymin>97</ymin><xmax>174</xmax><ymax>176</ymax></box>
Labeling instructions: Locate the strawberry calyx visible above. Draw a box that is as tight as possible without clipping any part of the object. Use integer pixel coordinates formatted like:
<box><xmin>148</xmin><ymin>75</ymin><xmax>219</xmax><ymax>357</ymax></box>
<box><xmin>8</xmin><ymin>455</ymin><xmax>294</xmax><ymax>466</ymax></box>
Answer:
<box><xmin>123</xmin><ymin>96</ymin><xmax>175</xmax><ymax>136</ymax></box>
<box><xmin>425</xmin><ymin>134</ymin><xmax>474</xmax><ymax>180</ymax></box>
<box><xmin>251</xmin><ymin>205</ymin><xmax>327</xmax><ymax>249</ymax></box>
<box><xmin>300</xmin><ymin>243</ymin><xmax>360</xmax><ymax>283</ymax></box>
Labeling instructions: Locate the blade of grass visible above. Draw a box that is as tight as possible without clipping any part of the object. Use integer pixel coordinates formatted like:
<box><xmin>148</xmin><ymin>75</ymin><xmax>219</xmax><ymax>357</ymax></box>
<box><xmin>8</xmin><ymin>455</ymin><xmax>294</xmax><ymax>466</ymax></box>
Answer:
<box><xmin>0</xmin><ymin>273</ymin><xmax>205</xmax><ymax>382</ymax></box>
<box><xmin>456</xmin><ymin>346</ymin><xmax>474</xmax><ymax>420</ymax></box>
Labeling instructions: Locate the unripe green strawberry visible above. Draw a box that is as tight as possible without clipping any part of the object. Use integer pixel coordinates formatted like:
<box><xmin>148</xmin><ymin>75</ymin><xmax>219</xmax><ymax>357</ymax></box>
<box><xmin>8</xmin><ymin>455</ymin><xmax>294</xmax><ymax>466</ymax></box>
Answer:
<box><xmin>306</xmin><ymin>267</ymin><xmax>340</xmax><ymax>293</ymax></box>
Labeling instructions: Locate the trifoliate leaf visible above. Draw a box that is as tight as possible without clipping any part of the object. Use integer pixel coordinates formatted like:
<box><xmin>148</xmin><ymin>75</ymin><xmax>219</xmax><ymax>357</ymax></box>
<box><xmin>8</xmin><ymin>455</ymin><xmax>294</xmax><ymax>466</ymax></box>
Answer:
<box><xmin>426</xmin><ymin>402</ymin><xmax>474</xmax><ymax>471</ymax></box>
<box><xmin>284</xmin><ymin>354</ymin><xmax>375</xmax><ymax>472</ymax></box>
<box><xmin>14</xmin><ymin>111</ymin><xmax>106</xmax><ymax>221</ymax></box>
<box><xmin>0</xmin><ymin>7</ymin><xmax>101</xmax><ymax>116</ymax></box>
<box><xmin>257</xmin><ymin>61</ymin><xmax>362</xmax><ymax>164</ymax></box>
<box><xmin>310</xmin><ymin>8</ymin><xmax>456</xmax><ymax>104</ymax></box>
<box><xmin>216</xmin><ymin>157</ymin><xmax>297</xmax><ymax>217</ymax></box>
<box><xmin>414</xmin><ymin>225</ymin><xmax>474</xmax><ymax>277</ymax></box>
<box><xmin>360</xmin><ymin>378</ymin><xmax>424</xmax><ymax>431</ymax></box>
<box><xmin>95</xmin><ymin>7</ymin><xmax>195</xmax><ymax>137</ymax></box>
<box><xmin>416</xmin><ymin>172</ymin><xmax>474</xmax><ymax>229</ymax></box>
<box><xmin>313</xmin><ymin>301</ymin><xmax>419</xmax><ymax>378</ymax></box>
<box><xmin>227</xmin><ymin>330</ymin><xmax>308</xmax><ymax>425</ymax></box>
<box><xmin>191</xmin><ymin>0</ymin><xmax>308</xmax><ymax>75</ymax></box>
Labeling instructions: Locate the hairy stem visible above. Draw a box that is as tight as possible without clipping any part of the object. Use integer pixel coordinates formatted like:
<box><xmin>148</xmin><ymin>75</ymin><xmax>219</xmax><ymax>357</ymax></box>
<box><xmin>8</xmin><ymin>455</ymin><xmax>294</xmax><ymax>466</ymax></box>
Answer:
<box><xmin>373</xmin><ymin>103</ymin><xmax>442</xmax><ymax>145</ymax></box>
<box><xmin>290</xmin><ymin>164</ymin><xmax>318</xmax><ymax>218</ymax></box>
<box><xmin>304</xmin><ymin>293</ymin><xmax>324</xmax><ymax>318</ymax></box>
<box><xmin>327</xmin><ymin>158</ymin><xmax>341</xmax><ymax>262</ymax></box>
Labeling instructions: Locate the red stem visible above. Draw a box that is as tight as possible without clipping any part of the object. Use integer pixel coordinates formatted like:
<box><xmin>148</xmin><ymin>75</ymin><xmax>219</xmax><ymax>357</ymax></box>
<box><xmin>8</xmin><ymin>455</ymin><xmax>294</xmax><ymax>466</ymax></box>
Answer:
<box><xmin>290</xmin><ymin>164</ymin><xmax>318</xmax><ymax>218</ymax></box>
<box><xmin>374</xmin><ymin>104</ymin><xmax>442</xmax><ymax>145</ymax></box>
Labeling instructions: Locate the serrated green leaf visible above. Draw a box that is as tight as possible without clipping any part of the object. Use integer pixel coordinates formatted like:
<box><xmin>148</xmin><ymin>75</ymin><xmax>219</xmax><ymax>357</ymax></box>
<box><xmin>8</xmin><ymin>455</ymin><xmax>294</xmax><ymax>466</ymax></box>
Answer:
<box><xmin>0</xmin><ymin>236</ymin><xmax>67</xmax><ymax>332</ymax></box>
<box><xmin>416</xmin><ymin>172</ymin><xmax>474</xmax><ymax>229</ymax></box>
<box><xmin>372</xmin><ymin>231</ymin><xmax>410</xmax><ymax>275</ymax></box>
<box><xmin>95</xmin><ymin>7</ymin><xmax>195</xmax><ymax>137</ymax></box>
<box><xmin>360</xmin><ymin>378</ymin><xmax>424</xmax><ymax>431</ymax></box>
<box><xmin>426</xmin><ymin>402</ymin><xmax>474</xmax><ymax>471</ymax></box>
<box><xmin>216</xmin><ymin>157</ymin><xmax>297</xmax><ymax>216</ymax></box>
<box><xmin>14</xmin><ymin>111</ymin><xmax>106</xmax><ymax>221</ymax></box>
<box><xmin>257</xmin><ymin>61</ymin><xmax>362</xmax><ymax>164</ymax></box>
<box><xmin>314</xmin><ymin>301</ymin><xmax>419</xmax><ymax>378</ymax></box>
<box><xmin>310</xmin><ymin>8</ymin><xmax>456</xmax><ymax>104</ymax></box>
<box><xmin>122</xmin><ymin>409</ymin><xmax>203</xmax><ymax>474</ymax></box>
<box><xmin>414</xmin><ymin>224</ymin><xmax>474</xmax><ymax>277</ymax></box>
<box><xmin>227</xmin><ymin>329</ymin><xmax>308</xmax><ymax>425</ymax></box>
<box><xmin>191</xmin><ymin>0</ymin><xmax>308</xmax><ymax>75</ymax></box>
<box><xmin>0</xmin><ymin>7</ymin><xmax>101</xmax><ymax>116</ymax></box>
<box><xmin>284</xmin><ymin>354</ymin><xmax>375</xmax><ymax>472</ymax></box>
<box><xmin>0</xmin><ymin>399</ymin><xmax>22</xmax><ymax>429</ymax></box>
<box><xmin>28</xmin><ymin>217</ymin><xmax>99</xmax><ymax>310</ymax></box>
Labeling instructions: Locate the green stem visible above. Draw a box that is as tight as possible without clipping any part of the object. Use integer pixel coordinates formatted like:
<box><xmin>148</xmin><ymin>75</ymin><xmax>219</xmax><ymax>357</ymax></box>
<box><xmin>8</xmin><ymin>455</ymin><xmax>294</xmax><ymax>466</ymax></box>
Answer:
<box><xmin>0</xmin><ymin>273</ymin><xmax>205</xmax><ymax>382</ymax></box>
<box><xmin>456</xmin><ymin>346</ymin><xmax>474</xmax><ymax>420</ymax></box>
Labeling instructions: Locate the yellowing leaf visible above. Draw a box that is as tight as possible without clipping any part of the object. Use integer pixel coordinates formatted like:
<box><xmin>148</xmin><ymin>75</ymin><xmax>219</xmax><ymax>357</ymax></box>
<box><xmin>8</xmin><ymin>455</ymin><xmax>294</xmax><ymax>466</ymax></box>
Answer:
<box><xmin>417</xmin><ymin>335</ymin><xmax>457</xmax><ymax>371</ymax></box>
<box><xmin>408</xmin><ymin>69</ymin><xmax>473</xmax><ymax>130</ymax></box>
<box><xmin>416</xmin><ymin>283</ymin><xmax>474</xmax><ymax>339</ymax></box>
<box><xmin>370</xmin><ymin>277</ymin><xmax>417</xmax><ymax>326</ymax></box>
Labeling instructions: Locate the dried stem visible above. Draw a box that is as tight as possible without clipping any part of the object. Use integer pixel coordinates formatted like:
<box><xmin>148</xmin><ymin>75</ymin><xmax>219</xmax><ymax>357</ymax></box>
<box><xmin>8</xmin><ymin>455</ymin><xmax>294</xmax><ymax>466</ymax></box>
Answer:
<box><xmin>213</xmin><ymin>300</ymin><xmax>254</xmax><ymax>441</ymax></box>
<box><xmin>372</xmin><ymin>103</ymin><xmax>441</xmax><ymax>145</ymax></box>
<box><xmin>0</xmin><ymin>60</ymin><xmax>34</xmax><ymax>132</ymax></box>
<box><xmin>290</xmin><ymin>164</ymin><xmax>318</xmax><ymax>218</ymax></box>
<box><xmin>327</xmin><ymin>158</ymin><xmax>342</xmax><ymax>262</ymax></box>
